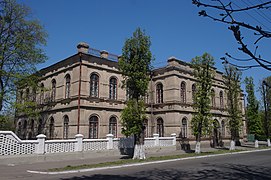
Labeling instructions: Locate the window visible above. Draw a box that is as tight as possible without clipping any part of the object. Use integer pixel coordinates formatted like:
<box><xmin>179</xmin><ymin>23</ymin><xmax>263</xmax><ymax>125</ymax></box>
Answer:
<box><xmin>49</xmin><ymin>117</ymin><xmax>54</xmax><ymax>139</ymax></box>
<box><xmin>40</xmin><ymin>83</ymin><xmax>44</xmax><ymax>104</ymax></box>
<box><xmin>180</xmin><ymin>81</ymin><xmax>186</xmax><ymax>103</ymax></box>
<box><xmin>221</xmin><ymin>120</ymin><xmax>225</xmax><ymax>137</ymax></box>
<box><xmin>90</xmin><ymin>73</ymin><xmax>99</xmax><ymax>97</ymax></box>
<box><xmin>143</xmin><ymin>119</ymin><xmax>148</xmax><ymax>138</ymax></box>
<box><xmin>17</xmin><ymin>121</ymin><xmax>22</xmax><ymax>135</ymax></box>
<box><xmin>23</xmin><ymin>120</ymin><xmax>27</xmax><ymax>130</ymax></box>
<box><xmin>211</xmin><ymin>89</ymin><xmax>215</xmax><ymax>107</ymax></box>
<box><xmin>30</xmin><ymin>119</ymin><xmax>34</xmax><ymax>131</ymax></box>
<box><xmin>192</xmin><ymin>83</ymin><xmax>196</xmax><ymax>103</ymax></box>
<box><xmin>156</xmin><ymin>83</ymin><xmax>163</xmax><ymax>103</ymax></box>
<box><xmin>181</xmin><ymin>118</ymin><xmax>188</xmax><ymax>138</ymax></box>
<box><xmin>65</xmin><ymin>75</ymin><xmax>71</xmax><ymax>99</ymax></box>
<box><xmin>31</xmin><ymin>87</ymin><xmax>36</xmax><ymax>102</ymax></box>
<box><xmin>126</xmin><ymin>89</ymin><xmax>130</xmax><ymax>101</ymax></box>
<box><xmin>51</xmin><ymin>79</ymin><xmax>56</xmax><ymax>101</ymax></box>
<box><xmin>19</xmin><ymin>91</ymin><xmax>23</xmax><ymax>103</ymax></box>
<box><xmin>157</xmin><ymin>118</ymin><xmax>164</xmax><ymax>137</ymax></box>
<box><xmin>38</xmin><ymin>119</ymin><xmax>43</xmax><ymax>134</ymax></box>
<box><xmin>63</xmin><ymin>115</ymin><xmax>69</xmax><ymax>139</ymax></box>
<box><xmin>219</xmin><ymin>91</ymin><xmax>224</xmax><ymax>109</ymax></box>
<box><xmin>25</xmin><ymin>88</ymin><xmax>29</xmax><ymax>101</ymax></box>
<box><xmin>109</xmin><ymin>116</ymin><xmax>117</xmax><ymax>137</ymax></box>
<box><xmin>109</xmin><ymin>77</ymin><xmax>117</xmax><ymax>100</ymax></box>
<box><xmin>89</xmin><ymin>115</ymin><xmax>99</xmax><ymax>139</ymax></box>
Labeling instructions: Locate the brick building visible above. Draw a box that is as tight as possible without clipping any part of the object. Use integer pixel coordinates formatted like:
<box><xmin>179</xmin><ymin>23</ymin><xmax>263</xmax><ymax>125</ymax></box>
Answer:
<box><xmin>15</xmin><ymin>42</ymin><xmax>246</xmax><ymax>143</ymax></box>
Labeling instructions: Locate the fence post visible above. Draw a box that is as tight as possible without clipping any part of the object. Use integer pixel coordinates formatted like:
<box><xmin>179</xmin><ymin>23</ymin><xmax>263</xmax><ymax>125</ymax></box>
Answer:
<box><xmin>255</xmin><ymin>140</ymin><xmax>259</xmax><ymax>148</ymax></box>
<box><xmin>171</xmin><ymin>133</ymin><xmax>176</xmax><ymax>146</ymax></box>
<box><xmin>75</xmin><ymin>134</ymin><xmax>83</xmax><ymax>152</ymax></box>
<box><xmin>107</xmin><ymin>134</ymin><xmax>114</xmax><ymax>150</ymax></box>
<box><xmin>153</xmin><ymin>134</ymin><xmax>159</xmax><ymax>146</ymax></box>
<box><xmin>267</xmin><ymin>139</ymin><xmax>271</xmax><ymax>147</ymax></box>
<box><xmin>35</xmin><ymin>134</ymin><xmax>46</xmax><ymax>154</ymax></box>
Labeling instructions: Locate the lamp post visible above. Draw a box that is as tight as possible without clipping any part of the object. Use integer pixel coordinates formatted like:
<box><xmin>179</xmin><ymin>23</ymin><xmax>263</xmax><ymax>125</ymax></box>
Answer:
<box><xmin>262</xmin><ymin>80</ymin><xmax>271</xmax><ymax>146</ymax></box>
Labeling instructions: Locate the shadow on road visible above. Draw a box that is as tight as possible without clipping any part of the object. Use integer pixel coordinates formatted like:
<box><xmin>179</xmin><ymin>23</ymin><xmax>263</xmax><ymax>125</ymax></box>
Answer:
<box><xmin>61</xmin><ymin>163</ymin><xmax>271</xmax><ymax>180</ymax></box>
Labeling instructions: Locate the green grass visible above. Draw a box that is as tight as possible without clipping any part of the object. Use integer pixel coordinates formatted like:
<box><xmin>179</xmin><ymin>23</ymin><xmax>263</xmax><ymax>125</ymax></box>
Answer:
<box><xmin>48</xmin><ymin>149</ymin><xmax>244</xmax><ymax>172</ymax></box>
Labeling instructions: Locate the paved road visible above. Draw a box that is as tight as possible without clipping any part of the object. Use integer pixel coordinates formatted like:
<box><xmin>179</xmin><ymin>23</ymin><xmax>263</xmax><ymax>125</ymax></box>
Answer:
<box><xmin>1</xmin><ymin>149</ymin><xmax>271</xmax><ymax>180</ymax></box>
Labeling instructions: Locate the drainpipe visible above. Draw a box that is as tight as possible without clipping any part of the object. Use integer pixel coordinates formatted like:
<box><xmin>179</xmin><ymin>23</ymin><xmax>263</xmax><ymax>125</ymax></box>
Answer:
<box><xmin>77</xmin><ymin>53</ymin><xmax>82</xmax><ymax>134</ymax></box>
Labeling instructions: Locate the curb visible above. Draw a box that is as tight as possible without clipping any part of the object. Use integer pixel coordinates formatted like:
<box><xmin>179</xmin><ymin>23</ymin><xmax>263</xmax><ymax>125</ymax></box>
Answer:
<box><xmin>27</xmin><ymin>148</ymin><xmax>271</xmax><ymax>175</ymax></box>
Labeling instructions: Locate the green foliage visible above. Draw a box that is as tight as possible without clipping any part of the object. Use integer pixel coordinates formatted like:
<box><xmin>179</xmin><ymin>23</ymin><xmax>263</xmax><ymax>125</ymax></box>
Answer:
<box><xmin>191</xmin><ymin>53</ymin><xmax>215</xmax><ymax>141</ymax></box>
<box><xmin>119</xmin><ymin>28</ymin><xmax>152</xmax><ymax>100</ymax></box>
<box><xmin>224</xmin><ymin>64</ymin><xmax>242</xmax><ymax>141</ymax></box>
<box><xmin>0</xmin><ymin>0</ymin><xmax>47</xmax><ymax>113</ymax></box>
<box><xmin>121</xmin><ymin>99</ymin><xmax>146</xmax><ymax>137</ymax></box>
<box><xmin>244</xmin><ymin>76</ymin><xmax>262</xmax><ymax>137</ymax></box>
<box><xmin>119</xmin><ymin>28</ymin><xmax>152</xmax><ymax>138</ymax></box>
<box><xmin>0</xmin><ymin>114</ymin><xmax>14</xmax><ymax>130</ymax></box>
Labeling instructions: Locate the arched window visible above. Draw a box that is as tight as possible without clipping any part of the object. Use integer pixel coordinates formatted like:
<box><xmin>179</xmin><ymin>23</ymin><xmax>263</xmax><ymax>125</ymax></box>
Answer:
<box><xmin>192</xmin><ymin>83</ymin><xmax>196</xmax><ymax>103</ymax></box>
<box><xmin>109</xmin><ymin>116</ymin><xmax>117</xmax><ymax>137</ymax></box>
<box><xmin>49</xmin><ymin>117</ymin><xmax>54</xmax><ymax>139</ymax></box>
<box><xmin>157</xmin><ymin>118</ymin><xmax>164</xmax><ymax>137</ymax></box>
<box><xmin>181</xmin><ymin>118</ymin><xmax>188</xmax><ymax>138</ymax></box>
<box><xmin>40</xmin><ymin>83</ymin><xmax>44</xmax><ymax>104</ymax></box>
<box><xmin>63</xmin><ymin>115</ymin><xmax>69</xmax><ymax>139</ymax></box>
<box><xmin>156</xmin><ymin>83</ymin><xmax>163</xmax><ymax>104</ymax></box>
<box><xmin>31</xmin><ymin>87</ymin><xmax>36</xmax><ymax>102</ymax></box>
<box><xmin>51</xmin><ymin>79</ymin><xmax>56</xmax><ymax>101</ymax></box>
<box><xmin>219</xmin><ymin>91</ymin><xmax>224</xmax><ymax>109</ymax></box>
<box><xmin>23</xmin><ymin>120</ymin><xmax>27</xmax><ymax>130</ymax></box>
<box><xmin>211</xmin><ymin>89</ymin><xmax>215</xmax><ymax>107</ymax></box>
<box><xmin>89</xmin><ymin>115</ymin><xmax>99</xmax><ymax>139</ymax></box>
<box><xmin>30</xmin><ymin>119</ymin><xmax>34</xmax><ymax>131</ymax></box>
<box><xmin>143</xmin><ymin>119</ymin><xmax>148</xmax><ymax>137</ymax></box>
<box><xmin>109</xmin><ymin>77</ymin><xmax>117</xmax><ymax>100</ymax></box>
<box><xmin>90</xmin><ymin>73</ymin><xmax>99</xmax><ymax>97</ymax></box>
<box><xmin>38</xmin><ymin>119</ymin><xmax>43</xmax><ymax>134</ymax></box>
<box><xmin>65</xmin><ymin>74</ymin><xmax>71</xmax><ymax>99</ymax></box>
<box><xmin>25</xmin><ymin>88</ymin><xmax>29</xmax><ymax>101</ymax></box>
<box><xmin>17</xmin><ymin>121</ymin><xmax>22</xmax><ymax>135</ymax></box>
<box><xmin>180</xmin><ymin>81</ymin><xmax>186</xmax><ymax>103</ymax></box>
<box><xmin>221</xmin><ymin>120</ymin><xmax>225</xmax><ymax>137</ymax></box>
<box><xmin>19</xmin><ymin>91</ymin><xmax>23</xmax><ymax>103</ymax></box>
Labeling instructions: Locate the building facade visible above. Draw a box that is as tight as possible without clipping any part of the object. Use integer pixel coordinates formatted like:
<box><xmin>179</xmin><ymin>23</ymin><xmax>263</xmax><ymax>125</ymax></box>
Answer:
<box><xmin>15</xmin><ymin>43</ymin><xmax>246</xmax><ymax>143</ymax></box>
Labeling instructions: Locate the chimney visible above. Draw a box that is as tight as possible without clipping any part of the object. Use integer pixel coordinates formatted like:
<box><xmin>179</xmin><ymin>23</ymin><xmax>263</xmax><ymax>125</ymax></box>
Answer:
<box><xmin>77</xmin><ymin>42</ymin><xmax>89</xmax><ymax>54</ymax></box>
<box><xmin>100</xmin><ymin>50</ymin><xmax>109</xmax><ymax>59</ymax></box>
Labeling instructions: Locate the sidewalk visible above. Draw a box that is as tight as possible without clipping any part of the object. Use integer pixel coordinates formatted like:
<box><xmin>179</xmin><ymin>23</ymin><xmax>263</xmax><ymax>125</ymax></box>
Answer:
<box><xmin>0</xmin><ymin>141</ymin><xmax>264</xmax><ymax>172</ymax></box>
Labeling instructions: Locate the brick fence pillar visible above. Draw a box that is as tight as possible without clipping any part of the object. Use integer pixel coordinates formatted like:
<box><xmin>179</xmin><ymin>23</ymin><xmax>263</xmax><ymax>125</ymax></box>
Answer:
<box><xmin>75</xmin><ymin>134</ymin><xmax>83</xmax><ymax>152</ymax></box>
<box><xmin>107</xmin><ymin>134</ymin><xmax>114</xmax><ymax>150</ymax></box>
<box><xmin>35</xmin><ymin>134</ymin><xmax>46</xmax><ymax>154</ymax></box>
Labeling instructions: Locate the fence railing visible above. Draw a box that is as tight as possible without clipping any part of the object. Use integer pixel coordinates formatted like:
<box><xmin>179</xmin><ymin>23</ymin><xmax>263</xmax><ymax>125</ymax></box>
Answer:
<box><xmin>0</xmin><ymin>131</ymin><xmax>176</xmax><ymax>156</ymax></box>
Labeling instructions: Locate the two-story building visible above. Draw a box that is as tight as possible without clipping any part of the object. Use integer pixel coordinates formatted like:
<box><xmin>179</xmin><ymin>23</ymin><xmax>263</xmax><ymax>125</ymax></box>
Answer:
<box><xmin>15</xmin><ymin>42</ymin><xmax>246</xmax><ymax>144</ymax></box>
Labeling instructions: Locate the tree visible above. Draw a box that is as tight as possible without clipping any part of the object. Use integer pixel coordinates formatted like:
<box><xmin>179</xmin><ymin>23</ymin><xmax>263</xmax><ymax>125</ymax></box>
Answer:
<box><xmin>224</xmin><ymin>64</ymin><xmax>242</xmax><ymax>150</ymax></box>
<box><xmin>244</xmin><ymin>76</ymin><xmax>262</xmax><ymax>139</ymax></box>
<box><xmin>119</xmin><ymin>28</ymin><xmax>153</xmax><ymax>159</ymax></box>
<box><xmin>192</xmin><ymin>0</ymin><xmax>271</xmax><ymax>71</ymax></box>
<box><xmin>261</xmin><ymin>76</ymin><xmax>271</xmax><ymax>144</ymax></box>
<box><xmin>0</xmin><ymin>0</ymin><xmax>47</xmax><ymax>113</ymax></box>
<box><xmin>191</xmin><ymin>52</ymin><xmax>215</xmax><ymax>153</ymax></box>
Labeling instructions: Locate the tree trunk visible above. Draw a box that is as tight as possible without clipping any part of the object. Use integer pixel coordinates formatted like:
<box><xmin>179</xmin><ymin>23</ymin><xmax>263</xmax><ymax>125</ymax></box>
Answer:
<box><xmin>133</xmin><ymin>132</ymin><xmax>146</xmax><ymax>159</ymax></box>
<box><xmin>267</xmin><ymin>139</ymin><xmax>271</xmax><ymax>147</ymax></box>
<box><xmin>195</xmin><ymin>141</ymin><xmax>201</xmax><ymax>154</ymax></box>
<box><xmin>229</xmin><ymin>140</ymin><xmax>235</xmax><ymax>150</ymax></box>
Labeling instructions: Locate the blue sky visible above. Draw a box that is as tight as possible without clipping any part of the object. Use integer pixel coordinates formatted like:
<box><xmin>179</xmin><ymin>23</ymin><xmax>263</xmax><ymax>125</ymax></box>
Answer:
<box><xmin>19</xmin><ymin>0</ymin><xmax>271</xmax><ymax>100</ymax></box>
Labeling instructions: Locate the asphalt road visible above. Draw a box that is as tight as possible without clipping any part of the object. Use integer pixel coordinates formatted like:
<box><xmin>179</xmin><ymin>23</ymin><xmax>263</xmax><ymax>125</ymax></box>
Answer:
<box><xmin>1</xmin><ymin>149</ymin><xmax>271</xmax><ymax>180</ymax></box>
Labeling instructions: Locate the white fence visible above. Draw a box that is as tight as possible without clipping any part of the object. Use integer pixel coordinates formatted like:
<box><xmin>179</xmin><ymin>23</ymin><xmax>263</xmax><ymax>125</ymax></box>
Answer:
<box><xmin>0</xmin><ymin>131</ymin><xmax>176</xmax><ymax>156</ymax></box>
